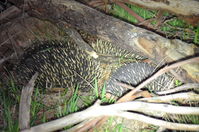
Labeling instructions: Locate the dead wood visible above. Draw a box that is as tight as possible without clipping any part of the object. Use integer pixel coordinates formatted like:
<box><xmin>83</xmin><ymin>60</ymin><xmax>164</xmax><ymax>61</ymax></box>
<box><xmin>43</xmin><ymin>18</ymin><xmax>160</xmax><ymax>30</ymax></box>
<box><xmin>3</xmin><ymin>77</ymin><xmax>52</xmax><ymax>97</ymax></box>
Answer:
<box><xmin>122</xmin><ymin>0</ymin><xmax>199</xmax><ymax>17</ymax></box>
<box><xmin>21</xmin><ymin>100</ymin><xmax>199</xmax><ymax>132</ymax></box>
<box><xmin>157</xmin><ymin>83</ymin><xmax>199</xmax><ymax>95</ymax></box>
<box><xmin>139</xmin><ymin>91</ymin><xmax>199</xmax><ymax>103</ymax></box>
<box><xmin>19</xmin><ymin>73</ymin><xmax>38</xmax><ymax>130</ymax></box>
<box><xmin>0</xmin><ymin>5</ymin><xmax>21</xmax><ymax>24</ymax></box>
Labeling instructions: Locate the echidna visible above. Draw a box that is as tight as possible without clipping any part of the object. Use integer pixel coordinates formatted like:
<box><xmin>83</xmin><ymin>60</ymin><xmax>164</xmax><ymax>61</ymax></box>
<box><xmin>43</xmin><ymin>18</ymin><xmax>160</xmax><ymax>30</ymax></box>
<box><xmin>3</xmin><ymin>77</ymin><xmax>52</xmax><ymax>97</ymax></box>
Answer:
<box><xmin>13</xmin><ymin>40</ymin><xmax>103</xmax><ymax>91</ymax></box>
<box><xmin>90</xmin><ymin>39</ymin><xmax>144</xmax><ymax>60</ymax></box>
<box><xmin>13</xmin><ymin>37</ymin><xmax>146</xmax><ymax>92</ymax></box>
<box><xmin>106</xmin><ymin>62</ymin><xmax>174</xmax><ymax>97</ymax></box>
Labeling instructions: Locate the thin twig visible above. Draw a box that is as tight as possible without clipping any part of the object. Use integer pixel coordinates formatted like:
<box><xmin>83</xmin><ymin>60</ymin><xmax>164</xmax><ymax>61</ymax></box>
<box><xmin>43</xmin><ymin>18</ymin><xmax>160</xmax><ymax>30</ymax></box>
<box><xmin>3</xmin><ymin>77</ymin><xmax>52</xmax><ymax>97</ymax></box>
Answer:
<box><xmin>156</xmin><ymin>127</ymin><xmax>167</xmax><ymax>132</ymax></box>
<box><xmin>0</xmin><ymin>6</ymin><xmax>21</xmax><ymax>21</ymax></box>
<box><xmin>139</xmin><ymin>92</ymin><xmax>199</xmax><ymax>103</ymax></box>
<box><xmin>61</xmin><ymin>118</ymin><xmax>96</xmax><ymax>132</ymax></box>
<box><xmin>115</xmin><ymin>1</ymin><xmax>145</xmax><ymax>23</ymax></box>
<box><xmin>157</xmin><ymin>83</ymin><xmax>199</xmax><ymax>95</ymax></box>
<box><xmin>0</xmin><ymin>53</ymin><xmax>15</xmax><ymax>66</ymax></box>
<box><xmin>0</xmin><ymin>31</ymin><xmax>21</xmax><ymax>47</ymax></box>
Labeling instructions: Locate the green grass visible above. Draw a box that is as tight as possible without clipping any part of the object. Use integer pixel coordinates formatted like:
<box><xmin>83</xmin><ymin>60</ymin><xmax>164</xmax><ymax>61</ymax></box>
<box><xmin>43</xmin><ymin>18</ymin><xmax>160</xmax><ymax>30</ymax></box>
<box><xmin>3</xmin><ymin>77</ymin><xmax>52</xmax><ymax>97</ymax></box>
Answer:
<box><xmin>194</xmin><ymin>26</ymin><xmax>199</xmax><ymax>44</ymax></box>
<box><xmin>0</xmin><ymin>80</ymin><xmax>20</xmax><ymax>132</ymax></box>
<box><xmin>63</xmin><ymin>85</ymin><xmax>79</xmax><ymax>114</ymax></box>
<box><xmin>0</xmin><ymin>77</ymin><xmax>116</xmax><ymax>131</ymax></box>
<box><xmin>174</xmin><ymin>80</ymin><xmax>183</xmax><ymax>87</ymax></box>
<box><xmin>94</xmin><ymin>117</ymin><xmax>130</xmax><ymax>132</ymax></box>
<box><xmin>110</xmin><ymin>3</ymin><xmax>199</xmax><ymax>45</ymax></box>
<box><xmin>111</xmin><ymin>4</ymin><xmax>156</xmax><ymax>23</ymax></box>
<box><xmin>0</xmin><ymin>94</ymin><xmax>19</xmax><ymax>132</ymax></box>
<box><xmin>30</xmin><ymin>87</ymin><xmax>46</xmax><ymax>126</ymax></box>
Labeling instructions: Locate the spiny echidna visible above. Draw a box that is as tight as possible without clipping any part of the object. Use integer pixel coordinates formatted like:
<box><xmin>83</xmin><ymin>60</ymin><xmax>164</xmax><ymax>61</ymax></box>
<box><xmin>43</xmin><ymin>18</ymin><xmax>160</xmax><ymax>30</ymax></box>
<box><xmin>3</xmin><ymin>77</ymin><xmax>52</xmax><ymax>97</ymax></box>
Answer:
<box><xmin>13</xmin><ymin>38</ymin><xmax>145</xmax><ymax>92</ymax></box>
<box><xmin>13</xmin><ymin>40</ymin><xmax>103</xmax><ymax>91</ymax></box>
<box><xmin>76</xmin><ymin>29</ymin><xmax>146</xmax><ymax>62</ymax></box>
<box><xmin>90</xmin><ymin>39</ymin><xmax>144</xmax><ymax>60</ymax></box>
<box><xmin>106</xmin><ymin>62</ymin><xmax>174</xmax><ymax>97</ymax></box>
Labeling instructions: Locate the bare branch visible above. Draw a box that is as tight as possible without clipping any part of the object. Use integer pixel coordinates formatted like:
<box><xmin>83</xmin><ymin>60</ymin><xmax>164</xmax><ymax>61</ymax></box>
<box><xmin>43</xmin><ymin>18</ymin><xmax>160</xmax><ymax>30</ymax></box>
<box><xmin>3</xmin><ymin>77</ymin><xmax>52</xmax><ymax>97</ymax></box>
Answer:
<box><xmin>157</xmin><ymin>83</ymin><xmax>199</xmax><ymax>95</ymax></box>
<box><xmin>19</xmin><ymin>73</ymin><xmax>38</xmax><ymax>130</ymax></box>
<box><xmin>119</xmin><ymin>112</ymin><xmax>199</xmax><ymax>131</ymax></box>
<box><xmin>139</xmin><ymin>92</ymin><xmax>199</xmax><ymax>103</ymax></box>
<box><xmin>0</xmin><ymin>53</ymin><xmax>15</xmax><ymax>66</ymax></box>
<box><xmin>21</xmin><ymin>100</ymin><xmax>199</xmax><ymax>132</ymax></box>
<box><xmin>156</xmin><ymin>127</ymin><xmax>167</xmax><ymax>132</ymax></box>
<box><xmin>62</xmin><ymin>118</ymin><xmax>101</xmax><ymax>132</ymax></box>
<box><xmin>123</xmin><ymin>0</ymin><xmax>199</xmax><ymax>16</ymax></box>
<box><xmin>0</xmin><ymin>6</ymin><xmax>21</xmax><ymax>23</ymax></box>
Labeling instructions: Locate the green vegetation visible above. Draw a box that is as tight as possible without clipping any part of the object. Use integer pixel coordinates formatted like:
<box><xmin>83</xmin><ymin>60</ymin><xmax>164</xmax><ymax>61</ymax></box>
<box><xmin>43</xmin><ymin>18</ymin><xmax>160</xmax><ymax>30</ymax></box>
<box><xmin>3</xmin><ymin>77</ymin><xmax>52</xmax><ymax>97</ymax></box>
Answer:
<box><xmin>174</xmin><ymin>80</ymin><xmax>183</xmax><ymax>87</ymax></box>
<box><xmin>111</xmin><ymin>4</ymin><xmax>156</xmax><ymax>23</ymax></box>
<box><xmin>0</xmin><ymin>79</ymin><xmax>20</xmax><ymax>132</ymax></box>
<box><xmin>111</xmin><ymin>3</ymin><xmax>199</xmax><ymax>45</ymax></box>
<box><xmin>0</xmin><ymin>78</ymin><xmax>117</xmax><ymax>132</ymax></box>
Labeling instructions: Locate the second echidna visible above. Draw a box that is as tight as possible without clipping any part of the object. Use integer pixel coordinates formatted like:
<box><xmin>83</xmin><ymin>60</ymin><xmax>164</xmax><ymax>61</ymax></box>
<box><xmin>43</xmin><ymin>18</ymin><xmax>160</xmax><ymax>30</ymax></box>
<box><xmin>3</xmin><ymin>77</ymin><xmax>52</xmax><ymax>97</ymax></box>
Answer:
<box><xmin>106</xmin><ymin>62</ymin><xmax>174</xmax><ymax>97</ymax></box>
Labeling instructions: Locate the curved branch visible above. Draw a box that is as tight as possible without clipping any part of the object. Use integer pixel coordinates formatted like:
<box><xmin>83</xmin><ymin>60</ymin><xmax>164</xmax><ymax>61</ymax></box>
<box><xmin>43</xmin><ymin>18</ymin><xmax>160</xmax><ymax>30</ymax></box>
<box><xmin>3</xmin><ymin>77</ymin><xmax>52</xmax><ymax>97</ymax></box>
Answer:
<box><xmin>21</xmin><ymin>100</ymin><xmax>199</xmax><ymax>132</ymax></box>
<box><xmin>123</xmin><ymin>0</ymin><xmax>199</xmax><ymax>16</ymax></box>
<box><xmin>157</xmin><ymin>83</ymin><xmax>199</xmax><ymax>95</ymax></box>
<box><xmin>19</xmin><ymin>73</ymin><xmax>38</xmax><ymax>130</ymax></box>
<box><xmin>139</xmin><ymin>92</ymin><xmax>199</xmax><ymax>103</ymax></box>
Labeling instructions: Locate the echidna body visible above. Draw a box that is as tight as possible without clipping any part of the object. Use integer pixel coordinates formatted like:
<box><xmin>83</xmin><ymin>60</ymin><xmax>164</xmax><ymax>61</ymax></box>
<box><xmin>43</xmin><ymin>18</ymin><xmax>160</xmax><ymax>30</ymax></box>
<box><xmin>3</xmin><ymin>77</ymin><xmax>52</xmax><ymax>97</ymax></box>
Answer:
<box><xmin>14</xmin><ymin>40</ymin><xmax>102</xmax><ymax>91</ymax></box>
<box><xmin>91</xmin><ymin>39</ymin><xmax>145</xmax><ymax>60</ymax></box>
<box><xmin>106</xmin><ymin>62</ymin><xmax>174</xmax><ymax>97</ymax></box>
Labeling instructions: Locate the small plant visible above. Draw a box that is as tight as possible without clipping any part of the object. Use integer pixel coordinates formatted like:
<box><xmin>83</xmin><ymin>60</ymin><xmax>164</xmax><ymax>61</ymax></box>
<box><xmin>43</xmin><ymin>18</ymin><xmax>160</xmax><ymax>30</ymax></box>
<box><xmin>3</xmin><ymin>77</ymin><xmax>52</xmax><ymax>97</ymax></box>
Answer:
<box><xmin>174</xmin><ymin>80</ymin><xmax>183</xmax><ymax>86</ymax></box>
<box><xmin>0</xmin><ymin>80</ymin><xmax>19</xmax><ymax>132</ymax></box>
<box><xmin>30</xmin><ymin>87</ymin><xmax>45</xmax><ymax>126</ymax></box>
<box><xmin>67</xmin><ymin>85</ymin><xmax>79</xmax><ymax>114</ymax></box>
<box><xmin>55</xmin><ymin>85</ymin><xmax>80</xmax><ymax>118</ymax></box>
